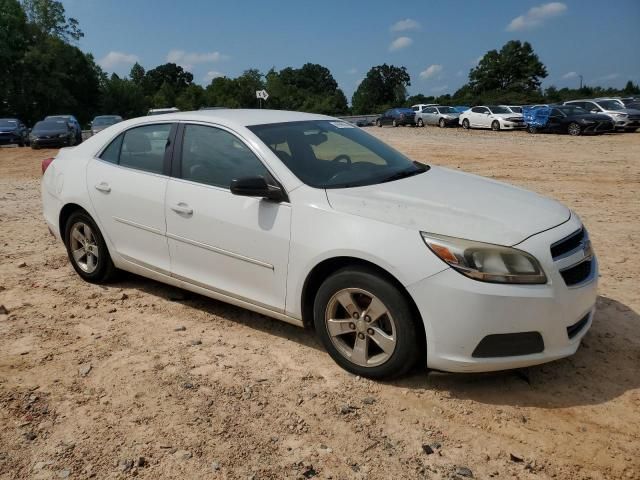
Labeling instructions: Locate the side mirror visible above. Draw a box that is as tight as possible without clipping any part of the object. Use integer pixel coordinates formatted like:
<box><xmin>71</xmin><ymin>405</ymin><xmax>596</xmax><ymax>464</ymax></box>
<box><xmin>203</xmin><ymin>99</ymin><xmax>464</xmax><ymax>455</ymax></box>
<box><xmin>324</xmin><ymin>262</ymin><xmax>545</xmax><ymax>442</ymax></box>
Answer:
<box><xmin>230</xmin><ymin>176</ymin><xmax>287</xmax><ymax>202</ymax></box>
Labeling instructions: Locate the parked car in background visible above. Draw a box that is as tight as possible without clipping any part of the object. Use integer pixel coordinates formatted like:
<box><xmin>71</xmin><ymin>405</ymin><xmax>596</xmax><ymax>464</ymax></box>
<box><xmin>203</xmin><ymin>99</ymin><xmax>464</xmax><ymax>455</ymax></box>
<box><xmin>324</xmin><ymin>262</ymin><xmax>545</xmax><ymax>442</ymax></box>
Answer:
<box><xmin>30</xmin><ymin>119</ymin><xmax>75</xmax><ymax>149</ymax></box>
<box><xmin>523</xmin><ymin>105</ymin><xmax>614</xmax><ymax>136</ymax></box>
<box><xmin>376</xmin><ymin>108</ymin><xmax>416</xmax><ymax>127</ymax></box>
<box><xmin>416</xmin><ymin>106</ymin><xmax>460</xmax><ymax>128</ymax></box>
<box><xmin>459</xmin><ymin>106</ymin><xmax>525</xmax><ymax>131</ymax></box>
<box><xmin>45</xmin><ymin>115</ymin><xmax>82</xmax><ymax>144</ymax></box>
<box><xmin>41</xmin><ymin>109</ymin><xmax>597</xmax><ymax>378</ymax></box>
<box><xmin>453</xmin><ymin>106</ymin><xmax>470</xmax><ymax>113</ymax></box>
<box><xmin>0</xmin><ymin>118</ymin><xmax>29</xmax><ymax>147</ymax></box>
<box><xmin>411</xmin><ymin>104</ymin><xmax>439</xmax><ymax>116</ymax></box>
<box><xmin>563</xmin><ymin>99</ymin><xmax>640</xmax><ymax>132</ymax></box>
<box><xmin>147</xmin><ymin>107</ymin><xmax>180</xmax><ymax>116</ymax></box>
<box><xmin>90</xmin><ymin>115</ymin><xmax>123</xmax><ymax>136</ymax></box>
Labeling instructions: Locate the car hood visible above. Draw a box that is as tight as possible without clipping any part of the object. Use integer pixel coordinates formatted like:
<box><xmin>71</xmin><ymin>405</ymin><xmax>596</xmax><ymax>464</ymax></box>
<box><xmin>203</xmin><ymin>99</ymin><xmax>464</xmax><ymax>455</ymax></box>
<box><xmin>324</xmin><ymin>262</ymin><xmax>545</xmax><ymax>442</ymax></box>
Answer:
<box><xmin>33</xmin><ymin>129</ymin><xmax>68</xmax><ymax>136</ymax></box>
<box><xmin>0</xmin><ymin>127</ymin><xmax>18</xmax><ymax>132</ymax></box>
<box><xmin>325</xmin><ymin>166</ymin><xmax>570</xmax><ymax>246</ymax></box>
<box><xmin>491</xmin><ymin>113</ymin><xmax>523</xmax><ymax>119</ymax></box>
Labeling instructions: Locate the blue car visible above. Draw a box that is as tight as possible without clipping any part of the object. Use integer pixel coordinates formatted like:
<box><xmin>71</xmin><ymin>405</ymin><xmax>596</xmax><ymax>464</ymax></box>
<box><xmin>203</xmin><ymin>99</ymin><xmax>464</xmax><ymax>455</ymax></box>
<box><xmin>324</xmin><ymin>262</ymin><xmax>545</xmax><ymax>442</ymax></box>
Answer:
<box><xmin>0</xmin><ymin>118</ymin><xmax>29</xmax><ymax>146</ymax></box>
<box><xmin>376</xmin><ymin>108</ymin><xmax>417</xmax><ymax>127</ymax></box>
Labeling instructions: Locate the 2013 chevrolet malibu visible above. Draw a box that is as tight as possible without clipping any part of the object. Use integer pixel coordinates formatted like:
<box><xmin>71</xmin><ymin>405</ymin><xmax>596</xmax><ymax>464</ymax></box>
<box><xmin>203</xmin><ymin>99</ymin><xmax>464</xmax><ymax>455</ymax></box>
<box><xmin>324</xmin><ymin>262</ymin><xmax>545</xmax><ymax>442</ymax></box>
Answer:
<box><xmin>41</xmin><ymin>110</ymin><xmax>598</xmax><ymax>378</ymax></box>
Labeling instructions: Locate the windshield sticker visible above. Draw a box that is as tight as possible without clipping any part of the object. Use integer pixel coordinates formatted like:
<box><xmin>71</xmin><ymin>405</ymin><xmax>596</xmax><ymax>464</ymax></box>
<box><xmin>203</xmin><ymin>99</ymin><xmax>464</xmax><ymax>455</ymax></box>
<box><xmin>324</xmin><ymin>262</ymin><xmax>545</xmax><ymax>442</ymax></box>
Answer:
<box><xmin>329</xmin><ymin>121</ymin><xmax>355</xmax><ymax>129</ymax></box>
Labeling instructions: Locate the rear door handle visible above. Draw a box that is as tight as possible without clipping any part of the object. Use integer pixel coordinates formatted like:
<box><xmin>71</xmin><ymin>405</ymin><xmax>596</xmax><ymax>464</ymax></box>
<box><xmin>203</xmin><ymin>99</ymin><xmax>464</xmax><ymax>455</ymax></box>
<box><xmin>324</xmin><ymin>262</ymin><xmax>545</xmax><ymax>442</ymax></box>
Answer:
<box><xmin>170</xmin><ymin>203</ymin><xmax>193</xmax><ymax>216</ymax></box>
<box><xmin>94</xmin><ymin>182</ymin><xmax>111</xmax><ymax>193</ymax></box>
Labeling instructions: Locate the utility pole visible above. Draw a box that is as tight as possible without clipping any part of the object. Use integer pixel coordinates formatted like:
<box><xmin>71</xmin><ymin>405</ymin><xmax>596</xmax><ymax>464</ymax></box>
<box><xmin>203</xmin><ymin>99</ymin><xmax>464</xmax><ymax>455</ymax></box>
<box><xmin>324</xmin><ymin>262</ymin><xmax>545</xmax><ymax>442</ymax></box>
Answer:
<box><xmin>579</xmin><ymin>75</ymin><xmax>583</xmax><ymax>89</ymax></box>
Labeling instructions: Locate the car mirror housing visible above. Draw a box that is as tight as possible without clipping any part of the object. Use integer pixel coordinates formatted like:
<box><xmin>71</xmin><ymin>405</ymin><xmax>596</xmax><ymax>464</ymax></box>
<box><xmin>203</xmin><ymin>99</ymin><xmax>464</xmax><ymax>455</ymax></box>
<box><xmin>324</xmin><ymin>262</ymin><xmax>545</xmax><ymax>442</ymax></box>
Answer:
<box><xmin>230</xmin><ymin>176</ymin><xmax>287</xmax><ymax>202</ymax></box>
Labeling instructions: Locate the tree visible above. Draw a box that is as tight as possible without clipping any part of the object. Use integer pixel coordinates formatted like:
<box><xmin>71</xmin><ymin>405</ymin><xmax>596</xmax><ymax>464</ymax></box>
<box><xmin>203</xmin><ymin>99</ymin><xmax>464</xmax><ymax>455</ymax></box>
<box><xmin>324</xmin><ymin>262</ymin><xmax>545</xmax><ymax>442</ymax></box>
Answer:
<box><xmin>351</xmin><ymin>64</ymin><xmax>410</xmax><ymax>114</ymax></box>
<box><xmin>100</xmin><ymin>74</ymin><xmax>147</xmax><ymax>118</ymax></box>
<box><xmin>21</xmin><ymin>0</ymin><xmax>83</xmax><ymax>41</ymax></box>
<box><xmin>141</xmin><ymin>63</ymin><xmax>193</xmax><ymax>101</ymax></box>
<box><xmin>129</xmin><ymin>62</ymin><xmax>145</xmax><ymax>85</ymax></box>
<box><xmin>176</xmin><ymin>84</ymin><xmax>206</xmax><ymax>111</ymax></box>
<box><xmin>0</xmin><ymin>0</ymin><xmax>28</xmax><ymax>116</ymax></box>
<box><xmin>469</xmin><ymin>41</ymin><xmax>547</xmax><ymax>93</ymax></box>
<box><xmin>623</xmin><ymin>80</ymin><xmax>640</xmax><ymax>95</ymax></box>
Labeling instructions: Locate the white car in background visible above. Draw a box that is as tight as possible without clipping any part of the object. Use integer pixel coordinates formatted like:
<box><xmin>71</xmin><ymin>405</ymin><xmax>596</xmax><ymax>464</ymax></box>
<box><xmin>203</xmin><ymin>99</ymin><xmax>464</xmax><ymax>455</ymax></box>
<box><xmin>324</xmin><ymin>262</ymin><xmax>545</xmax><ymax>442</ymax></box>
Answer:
<box><xmin>459</xmin><ymin>106</ymin><xmax>526</xmax><ymax>130</ymax></box>
<box><xmin>41</xmin><ymin>109</ymin><xmax>597</xmax><ymax>378</ymax></box>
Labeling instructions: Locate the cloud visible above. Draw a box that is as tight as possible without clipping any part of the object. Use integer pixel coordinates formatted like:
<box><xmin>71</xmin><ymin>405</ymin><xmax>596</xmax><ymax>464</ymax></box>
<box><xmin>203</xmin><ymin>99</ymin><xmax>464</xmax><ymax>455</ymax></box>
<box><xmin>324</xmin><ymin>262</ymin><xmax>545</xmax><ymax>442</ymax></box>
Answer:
<box><xmin>420</xmin><ymin>64</ymin><xmax>443</xmax><ymax>80</ymax></box>
<box><xmin>167</xmin><ymin>49</ymin><xmax>228</xmax><ymax>70</ymax></box>
<box><xmin>99</xmin><ymin>51</ymin><xmax>139</xmax><ymax>70</ymax></box>
<box><xmin>389</xmin><ymin>36</ymin><xmax>413</xmax><ymax>52</ymax></box>
<box><xmin>507</xmin><ymin>2</ymin><xmax>567</xmax><ymax>31</ymax></box>
<box><xmin>561</xmin><ymin>71</ymin><xmax>578</xmax><ymax>80</ymax></box>
<box><xmin>203</xmin><ymin>71</ymin><xmax>224</xmax><ymax>82</ymax></box>
<box><xmin>390</xmin><ymin>18</ymin><xmax>420</xmax><ymax>32</ymax></box>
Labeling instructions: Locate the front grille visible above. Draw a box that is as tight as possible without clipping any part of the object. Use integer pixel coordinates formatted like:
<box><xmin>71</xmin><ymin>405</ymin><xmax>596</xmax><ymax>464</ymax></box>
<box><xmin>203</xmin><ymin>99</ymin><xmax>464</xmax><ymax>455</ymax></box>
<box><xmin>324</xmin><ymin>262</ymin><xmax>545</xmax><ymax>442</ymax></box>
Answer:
<box><xmin>567</xmin><ymin>313</ymin><xmax>590</xmax><ymax>339</ymax></box>
<box><xmin>472</xmin><ymin>332</ymin><xmax>544</xmax><ymax>358</ymax></box>
<box><xmin>550</xmin><ymin>228</ymin><xmax>585</xmax><ymax>259</ymax></box>
<box><xmin>560</xmin><ymin>259</ymin><xmax>592</xmax><ymax>286</ymax></box>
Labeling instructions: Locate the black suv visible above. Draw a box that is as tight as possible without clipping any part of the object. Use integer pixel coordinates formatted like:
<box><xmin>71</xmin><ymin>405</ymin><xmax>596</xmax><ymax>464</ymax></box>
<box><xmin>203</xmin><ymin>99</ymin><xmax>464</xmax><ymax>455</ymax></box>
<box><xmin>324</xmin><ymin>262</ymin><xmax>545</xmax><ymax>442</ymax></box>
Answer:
<box><xmin>0</xmin><ymin>118</ymin><xmax>29</xmax><ymax>146</ymax></box>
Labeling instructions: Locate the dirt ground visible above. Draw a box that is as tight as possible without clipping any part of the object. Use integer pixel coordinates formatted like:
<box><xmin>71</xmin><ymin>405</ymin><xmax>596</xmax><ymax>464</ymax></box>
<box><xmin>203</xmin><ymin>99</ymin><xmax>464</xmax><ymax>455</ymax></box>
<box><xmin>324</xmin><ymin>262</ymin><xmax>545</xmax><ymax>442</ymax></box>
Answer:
<box><xmin>1</xmin><ymin>127</ymin><xmax>639</xmax><ymax>480</ymax></box>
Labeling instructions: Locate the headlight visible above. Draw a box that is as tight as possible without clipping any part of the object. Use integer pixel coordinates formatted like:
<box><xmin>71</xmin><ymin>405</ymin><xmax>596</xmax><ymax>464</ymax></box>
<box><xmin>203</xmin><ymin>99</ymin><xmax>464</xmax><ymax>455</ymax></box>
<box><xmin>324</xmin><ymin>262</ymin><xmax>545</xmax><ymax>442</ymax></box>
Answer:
<box><xmin>615</xmin><ymin>113</ymin><xmax>628</xmax><ymax>118</ymax></box>
<box><xmin>421</xmin><ymin>233</ymin><xmax>547</xmax><ymax>284</ymax></box>
<box><xmin>58</xmin><ymin>133</ymin><xmax>67</xmax><ymax>138</ymax></box>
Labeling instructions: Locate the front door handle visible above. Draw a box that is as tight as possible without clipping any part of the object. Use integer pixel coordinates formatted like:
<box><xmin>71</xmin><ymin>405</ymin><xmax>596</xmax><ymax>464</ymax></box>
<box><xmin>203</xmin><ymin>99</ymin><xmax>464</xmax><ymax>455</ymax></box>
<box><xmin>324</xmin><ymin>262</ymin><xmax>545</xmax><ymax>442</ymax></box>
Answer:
<box><xmin>170</xmin><ymin>203</ymin><xmax>193</xmax><ymax>216</ymax></box>
<box><xmin>94</xmin><ymin>182</ymin><xmax>111</xmax><ymax>193</ymax></box>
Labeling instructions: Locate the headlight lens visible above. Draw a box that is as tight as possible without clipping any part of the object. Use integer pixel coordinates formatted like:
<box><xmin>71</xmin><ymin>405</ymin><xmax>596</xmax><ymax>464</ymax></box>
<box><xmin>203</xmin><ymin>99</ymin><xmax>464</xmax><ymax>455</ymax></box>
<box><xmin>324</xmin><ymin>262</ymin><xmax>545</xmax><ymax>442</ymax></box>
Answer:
<box><xmin>58</xmin><ymin>133</ymin><xmax>67</xmax><ymax>138</ymax></box>
<box><xmin>421</xmin><ymin>233</ymin><xmax>547</xmax><ymax>284</ymax></box>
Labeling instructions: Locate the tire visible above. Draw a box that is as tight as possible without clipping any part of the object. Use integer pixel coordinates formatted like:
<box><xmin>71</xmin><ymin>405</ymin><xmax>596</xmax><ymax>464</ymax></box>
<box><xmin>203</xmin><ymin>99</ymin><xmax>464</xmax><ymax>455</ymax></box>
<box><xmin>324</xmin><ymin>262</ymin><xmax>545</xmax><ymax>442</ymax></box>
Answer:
<box><xmin>313</xmin><ymin>267</ymin><xmax>422</xmax><ymax>379</ymax></box>
<box><xmin>527</xmin><ymin>125</ymin><xmax>538</xmax><ymax>134</ymax></box>
<box><xmin>624</xmin><ymin>127</ymin><xmax>638</xmax><ymax>133</ymax></box>
<box><xmin>417</xmin><ymin>118</ymin><xmax>424</xmax><ymax>127</ymax></box>
<box><xmin>376</xmin><ymin>119</ymin><xmax>382</xmax><ymax>127</ymax></box>
<box><xmin>568</xmin><ymin>122</ymin><xmax>581</xmax><ymax>136</ymax></box>
<box><xmin>31</xmin><ymin>145</ymin><xmax>39</xmax><ymax>150</ymax></box>
<box><xmin>64</xmin><ymin>211</ymin><xmax>117</xmax><ymax>283</ymax></box>
<box><xmin>491</xmin><ymin>120</ymin><xmax>500</xmax><ymax>131</ymax></box>
<box><xmin>439</xmin><ymin>118</ymin><xmax>446</xmax><ymax>128</ymax></box>
<box><xmin>462</xmin><ymin>118</ymin><xmax>470</xmax><ymax>129</ymax></box>
<box><xmin>392</xmin><ymin>119</ymin><xmax>397</xmax><ymax>127</ymax></box>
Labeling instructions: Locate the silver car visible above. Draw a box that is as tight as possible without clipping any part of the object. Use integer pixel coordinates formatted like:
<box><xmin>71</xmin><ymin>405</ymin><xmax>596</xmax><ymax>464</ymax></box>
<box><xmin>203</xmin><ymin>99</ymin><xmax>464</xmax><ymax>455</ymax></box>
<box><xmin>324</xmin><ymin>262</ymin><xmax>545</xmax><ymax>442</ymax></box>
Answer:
<box><xmin>416</xmin><ymin>106</ymin><xmax>460</xmax><ymax>128</ymax></box>
<box><xmin>564</xmin><ymin>99</ymin><xmax>640</xmax><ymax>132</ymax></box>
<box><xmin>90</xmin><ymin>115</ymin><xmax>123</xmax><ymax>136</ymax></box>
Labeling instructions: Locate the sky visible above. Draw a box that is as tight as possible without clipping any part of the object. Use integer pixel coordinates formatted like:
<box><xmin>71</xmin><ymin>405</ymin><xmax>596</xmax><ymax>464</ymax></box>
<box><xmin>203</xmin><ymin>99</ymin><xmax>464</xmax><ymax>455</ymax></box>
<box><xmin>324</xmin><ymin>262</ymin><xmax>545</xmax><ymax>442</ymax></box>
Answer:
<box><xmin>61</xmin><ymin>0</ymin><xmax>640</xmax><ymax>100</ymax></box>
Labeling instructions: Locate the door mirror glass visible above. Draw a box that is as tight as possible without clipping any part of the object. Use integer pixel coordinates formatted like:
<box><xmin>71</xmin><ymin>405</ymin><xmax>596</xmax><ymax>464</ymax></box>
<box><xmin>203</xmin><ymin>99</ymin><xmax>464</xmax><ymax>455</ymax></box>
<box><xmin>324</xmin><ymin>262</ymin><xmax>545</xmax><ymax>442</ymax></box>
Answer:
<box><xmin>230</xmin><ymin>176</ymin><xmax>285</xmax><ymax>201</ymax></box>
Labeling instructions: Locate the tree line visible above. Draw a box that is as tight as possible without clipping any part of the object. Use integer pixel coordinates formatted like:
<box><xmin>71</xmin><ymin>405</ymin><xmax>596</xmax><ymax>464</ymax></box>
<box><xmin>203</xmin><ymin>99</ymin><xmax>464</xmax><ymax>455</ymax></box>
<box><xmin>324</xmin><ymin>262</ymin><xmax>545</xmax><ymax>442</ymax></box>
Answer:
<box><xmin>1</xmin><ymin>0</ymin><xmax>638</xmax><ymax>126</ymax></box>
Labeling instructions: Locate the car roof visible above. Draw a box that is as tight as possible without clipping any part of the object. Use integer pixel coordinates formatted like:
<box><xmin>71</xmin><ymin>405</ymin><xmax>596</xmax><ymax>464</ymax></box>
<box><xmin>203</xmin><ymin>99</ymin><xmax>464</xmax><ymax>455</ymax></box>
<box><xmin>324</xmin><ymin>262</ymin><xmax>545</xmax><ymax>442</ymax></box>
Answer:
<box><xmin>129</xmin><ymin>109</ymin><xmax>335</xmax><ymax>127</ymax></box>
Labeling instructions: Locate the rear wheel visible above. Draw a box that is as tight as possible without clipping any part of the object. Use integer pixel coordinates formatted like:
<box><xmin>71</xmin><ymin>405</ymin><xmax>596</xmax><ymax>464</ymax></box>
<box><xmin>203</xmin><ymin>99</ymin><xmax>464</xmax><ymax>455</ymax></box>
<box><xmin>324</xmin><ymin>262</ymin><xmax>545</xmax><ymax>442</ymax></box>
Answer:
<box><xmin>392</xmin><ymin>119</ymin><xmax>398</xmax><ymax>127</ymax></box>
<box><xmin>527</xmin><ymin>125</ymin><xmax>538</xmax><ymax>134</ymax></box>
<box><xmin>376</xmin><ymin>119</ymin><xmax>382</xmax><ymax>127</ymax></box>
<box><xmin>313</xmin><ymin>267</ymin><xmax>422</xmax><ymax>379</ymax></box>
<box><xmin>491</xmin><ymin>120</ymin><xmax>500</xmax><ymax>131</ymax></box>
<box><xmin>64</xmin><ymin>211</ymin><xmax>117</xmax><ymax>283</ymax></box>
<box><xmin>462</xmin><ymin>118</ymin><xmax>470</xmax><ymax>129</ymax></box>
<box><xmin>568</xmin><ymin>122</ymin><xmax>581</xmax><ymax>136</ymax></box>
<box><xmin>439</xmin><ymin>118</ymin><xmax>446</xmax><ymax>128</ymax></box>
<box><xmin>417</xmin><ymin>118</ymin><xmax>424</xmax><ymax>127</ymax></box>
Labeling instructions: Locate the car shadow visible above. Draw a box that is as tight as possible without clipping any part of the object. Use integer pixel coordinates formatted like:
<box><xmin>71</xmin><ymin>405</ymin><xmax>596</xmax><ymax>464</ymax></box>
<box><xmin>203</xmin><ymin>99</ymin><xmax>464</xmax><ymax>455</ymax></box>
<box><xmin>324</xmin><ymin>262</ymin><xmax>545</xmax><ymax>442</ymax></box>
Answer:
<box><xmin>393</xmin><ymin>295</ymin><xmax>640</xmax><ymax>409</ymax></box>
<box><xmin>107</xmin><ymin>274</ymin><xmax>639</xmax><ymax>408</ymax></box>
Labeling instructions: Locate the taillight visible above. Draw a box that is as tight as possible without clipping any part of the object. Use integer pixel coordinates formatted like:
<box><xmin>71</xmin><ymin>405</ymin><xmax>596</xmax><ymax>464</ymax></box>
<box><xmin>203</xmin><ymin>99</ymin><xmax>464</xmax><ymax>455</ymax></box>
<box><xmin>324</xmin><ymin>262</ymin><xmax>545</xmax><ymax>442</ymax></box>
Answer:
<box><xmin>42</xmin><ymin>157</ymin><xmax>54</xmax><ymax>174</ymax></box>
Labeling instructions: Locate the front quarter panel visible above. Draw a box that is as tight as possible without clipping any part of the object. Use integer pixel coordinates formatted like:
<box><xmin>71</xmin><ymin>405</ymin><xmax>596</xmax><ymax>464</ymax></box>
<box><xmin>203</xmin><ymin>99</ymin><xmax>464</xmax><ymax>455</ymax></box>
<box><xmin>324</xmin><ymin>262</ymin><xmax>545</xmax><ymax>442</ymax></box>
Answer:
<box><xmin>285</xmin><ymin>186</ymin><xmax>448</xmax><ymax>319</ymax></box>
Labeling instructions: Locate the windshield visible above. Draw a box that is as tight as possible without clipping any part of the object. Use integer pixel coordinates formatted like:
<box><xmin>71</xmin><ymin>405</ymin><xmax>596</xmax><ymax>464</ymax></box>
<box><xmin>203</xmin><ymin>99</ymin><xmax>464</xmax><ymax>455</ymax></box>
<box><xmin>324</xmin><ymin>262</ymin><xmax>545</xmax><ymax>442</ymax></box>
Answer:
<box><xmin>596</xmin><ymin>100</ymin><xmax>624</xmax><ymax>111</ymax></box>
<box><xmin>557</xmin><ymin>106</ymin><xmax>588</xmax><ymax>115</ymax></box>
<box><xmin>437</xmin><ymin>107</ymin><xmax>456</xmax><ymax>114</ymax></box>
<box><xmin>507</xmin><ymin>106</ymin><xmax>522</xmax><ymax>113</ymax></box>
<box><xmin>33</xmin><ymin>121</ymin><xmax>65</xmax><ymax>131</ymax></box>
<box><xmin>0</xmin><ymin>119</ymin><xmax>18</xmax><ymax>128</ymax></box>
<box><xmin>249</xmin><ymin>120</ymin><xmax>428</xmax><ymax>189</ymax></box>
<box><xmin>487</xmin><ymin>106</ymin><xmax>511</xmax><ymax>114</ymax></box>
<box><xmin>93</xmin><ymin>117</ymin><xmax>120</xmax><ymax>126</ymax></box>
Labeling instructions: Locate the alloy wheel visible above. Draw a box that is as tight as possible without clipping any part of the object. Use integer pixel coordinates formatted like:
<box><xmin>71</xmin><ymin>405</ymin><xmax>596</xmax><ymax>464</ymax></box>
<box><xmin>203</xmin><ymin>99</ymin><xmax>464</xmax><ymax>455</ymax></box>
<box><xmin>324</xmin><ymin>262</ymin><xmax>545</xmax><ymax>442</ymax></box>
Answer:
<box><xmin>568</xmin><ymin>122</ymin><xmax>581</xmax><ymax>136</ymax></box>
<box><xmin>324</xmin><ymin>288</ymin><xmax>397</xmax><ymax>367</ymax></box>
<box><xmin>439</xmin><ymin>118</ymin><xmax>446</xmax><ymax>128</ymax></box>
<box><xmin>69</xmin><ymin>221</ymin><xmax>99</xmax><ymax>273</ymax></box>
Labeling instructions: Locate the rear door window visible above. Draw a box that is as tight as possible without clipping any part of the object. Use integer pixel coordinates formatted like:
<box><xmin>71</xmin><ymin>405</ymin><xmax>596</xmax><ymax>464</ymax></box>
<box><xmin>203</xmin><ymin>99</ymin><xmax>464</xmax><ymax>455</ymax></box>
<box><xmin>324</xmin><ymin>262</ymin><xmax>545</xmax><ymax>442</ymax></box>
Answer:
<box><xmin>119</xmin><ymin>124</ymin><xmax>172</xmax><ymax>174</ymax></box>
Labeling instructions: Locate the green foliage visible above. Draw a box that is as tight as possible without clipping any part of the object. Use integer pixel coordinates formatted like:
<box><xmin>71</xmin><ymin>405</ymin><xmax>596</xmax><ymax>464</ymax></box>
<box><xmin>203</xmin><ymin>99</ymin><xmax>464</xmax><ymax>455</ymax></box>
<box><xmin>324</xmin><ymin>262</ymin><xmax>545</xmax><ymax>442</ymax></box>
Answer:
<box><xmin>352</xmin><ymin>64</ymin><xmax>411</xmax><ymax>114</ymax></box>
<box><xmin>100</xmin><ymin>74</ymin><xmax>147</xmax><ymax>119</ymax></box>
<box><xmin>469</xmin><ymin>40</ymin><xmax>547</xmax><ymax>93</ymax></box>
<box><xmin>21</xmin><ymin>0</ymin><xmax>83</xmax><ymax>41</ymax></box>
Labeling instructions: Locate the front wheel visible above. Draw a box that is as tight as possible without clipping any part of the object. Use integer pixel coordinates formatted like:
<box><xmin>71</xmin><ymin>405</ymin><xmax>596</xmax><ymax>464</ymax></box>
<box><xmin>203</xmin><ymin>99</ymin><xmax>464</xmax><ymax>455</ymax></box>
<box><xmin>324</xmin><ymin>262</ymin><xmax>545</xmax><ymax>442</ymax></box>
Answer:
<box><xmin>376</xmin><ymin>119</ymin><xmax>382</xmax><ymax>127</ymax></box>
<box><xmin>439</xmin><ymin>118</ymin><xmax>446</xmax><ymax>128</ymax></box>
<box><xmin>491</xmin><ymin>120</ymin><xmax>501</xmax><ymax>131</ymax></box>
<box><xmin>462</xmin><ymin>119</ymin><xmax>470</xmax><ymax>129</ymax></box>
<box><xmin>64</xmin><ymin>211</ymin><xmax>117</xmax><ymax>283</ymax></box>
<box><xmin>417</xmin><ymin>118</ymin><xmax>424</xmax><ymax>127</ymax></box>
<box><xmin>392</xmin><ymin>119</ymin><xmax>398</xmax><ymax>127</ymax></box>
<box><xmin>568</xmin><ymin>122</ymin><xmax>581</xmax><ymax>136</ymax></box>
<box><xmin>313</xmin><ymin>267</ymin><xmax>422</xmax><ymax>379</ymax></box>
<box><xmin>527</xmin><ymin>125</ymin><xmax>538</xmax><ymax>134</ymax></box>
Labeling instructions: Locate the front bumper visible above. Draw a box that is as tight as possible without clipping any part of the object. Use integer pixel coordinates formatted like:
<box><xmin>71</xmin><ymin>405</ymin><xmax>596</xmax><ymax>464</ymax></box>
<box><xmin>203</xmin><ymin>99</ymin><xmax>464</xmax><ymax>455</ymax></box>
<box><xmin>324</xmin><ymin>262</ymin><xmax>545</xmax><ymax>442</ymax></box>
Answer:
<box><xmin>499</xmin><ymin>120</ymin><xmax>526</xmax><ymax>130</ymax></box>
<box><xmin>0</xmin><ymin>133</ymin><xmax>22</xmax><ymax>144</ymax></box>
<box><xmin>32</xmin><ymin>137</ymin><xmax>68</xmax><ymax>147</ymax></box>
<box><xmin>407</xmin><ymin>215</ymin><xmax>598</xmax><ymax>372</ymax></box>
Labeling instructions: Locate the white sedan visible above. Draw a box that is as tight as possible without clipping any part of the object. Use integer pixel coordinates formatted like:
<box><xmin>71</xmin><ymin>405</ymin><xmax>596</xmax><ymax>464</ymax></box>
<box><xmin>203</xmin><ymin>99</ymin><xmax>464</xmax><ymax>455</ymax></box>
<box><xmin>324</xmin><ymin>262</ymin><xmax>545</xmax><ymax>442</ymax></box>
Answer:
<box><xmin>41</xmin><ymin>110</ymin><xmax>597</xmax><ymax>378</ymax></box>
<box><xmin>459</xmin><ymin>105</ymin><xmax>526</xmax><ymax>130</ymax></box>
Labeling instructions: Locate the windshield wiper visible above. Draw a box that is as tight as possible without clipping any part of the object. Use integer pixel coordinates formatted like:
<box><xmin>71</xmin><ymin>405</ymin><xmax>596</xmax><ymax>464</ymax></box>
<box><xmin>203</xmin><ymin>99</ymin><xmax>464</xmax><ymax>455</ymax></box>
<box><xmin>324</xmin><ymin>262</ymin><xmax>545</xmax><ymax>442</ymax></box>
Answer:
<box><xmin>379</xmin><ymin>163</ymin><xmax>428</xmax><ymax>184</ymax></box>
